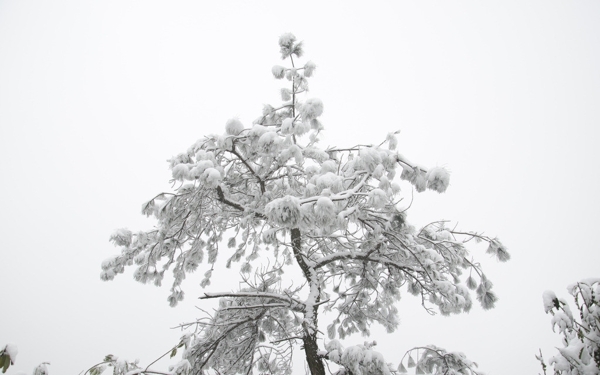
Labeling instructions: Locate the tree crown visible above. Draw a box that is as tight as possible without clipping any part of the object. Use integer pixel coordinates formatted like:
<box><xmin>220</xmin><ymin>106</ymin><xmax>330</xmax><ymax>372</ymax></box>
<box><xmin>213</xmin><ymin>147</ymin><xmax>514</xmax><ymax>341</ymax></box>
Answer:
<box><xmin>100</xmin><ymin>33</ymin><xmax>508</xmax><ymax>375</ymax></box>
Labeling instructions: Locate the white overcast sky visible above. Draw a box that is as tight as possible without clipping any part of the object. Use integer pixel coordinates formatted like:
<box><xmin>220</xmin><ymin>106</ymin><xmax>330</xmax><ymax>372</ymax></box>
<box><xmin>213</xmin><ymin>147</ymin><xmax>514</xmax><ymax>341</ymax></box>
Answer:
<box><xmin>1</xmin><ymin>1</ymin><xmax>600</xmax><ymax>374</ymax></box>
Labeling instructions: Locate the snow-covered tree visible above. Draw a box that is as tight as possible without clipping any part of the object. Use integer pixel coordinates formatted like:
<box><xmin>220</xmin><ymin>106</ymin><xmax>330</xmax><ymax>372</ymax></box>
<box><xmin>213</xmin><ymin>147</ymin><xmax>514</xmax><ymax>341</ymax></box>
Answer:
<box><xmin>97</xmin><ymin>33</ymin><xmax>508</xmax><ymax>375</ymax></box>
<box><xmin>537</xmin><ymin>279</ymin><xmax>600</xmax><ymax>375</ymax></box>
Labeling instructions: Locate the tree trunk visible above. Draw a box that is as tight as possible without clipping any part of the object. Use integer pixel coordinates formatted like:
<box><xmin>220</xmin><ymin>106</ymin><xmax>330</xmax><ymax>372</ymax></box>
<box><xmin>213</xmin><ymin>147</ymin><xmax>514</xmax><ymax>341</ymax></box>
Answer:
<box><xmin>303</xmin><ymin>331</ymin><xmax>326</xmax><ymax>375</ymax></box>
<box><xmin>291</xmin><ymin>228</ymin><xmax>326</xmax><ymax>375</ymax></box>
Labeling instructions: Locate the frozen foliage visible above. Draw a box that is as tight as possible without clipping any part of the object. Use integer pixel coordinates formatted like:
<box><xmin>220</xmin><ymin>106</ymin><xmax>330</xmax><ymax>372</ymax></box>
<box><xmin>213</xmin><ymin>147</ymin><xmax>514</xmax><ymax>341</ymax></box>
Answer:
<box><xmin>32</xmin><ymin>363</ymin><xmax>49</xmax><ymax>375</ymax></box>
<box><xmin>537</xmin><ymin>279</ymin><xmax>600</xmax><ymax>375</ymax></box>
<box><xmin>398</xmin><ymin>346</ymin><xmax>481</xmax><ymax>375</ymax></box>
<box><xmin>426</xmin><ymin>167</ymin><xmax>450</xmax><ymax>194</ymax></box>
<box><xmin>80</xmin><ymin>354</ymin><xmax>144</xmax><ymax>375</ymax></box>
<box><xmin>98</xmin><ymin>34</ymin><xmax>508</xmax><ymax>375</ymax></box>
<box><xmin>0</xmin><ymin>344</ymin><xmax>18</xmax><ymax>373</ymax></box>
<box><xmin>225</xmin><ymin>118</ymin><xmax>244</xmax><ymax>136</ymax></box>
<box><xmin>325</xmin><ymin>340</ymin><xmax>393</xmax><ymax>375</ymax></box>
<box><xmin>304</xmin><ymin>61</ymin><xmax>316</xmax><ymax>77</ymax></box>
<box><xmin>265</xmin><ymin>195</ymin><xmax>303</xmax><ymax>228</ymax></box>
<box><xmin>300</xmin><ymin>98</ymin><xmax>324</xmax><ymax>120</ymax></box>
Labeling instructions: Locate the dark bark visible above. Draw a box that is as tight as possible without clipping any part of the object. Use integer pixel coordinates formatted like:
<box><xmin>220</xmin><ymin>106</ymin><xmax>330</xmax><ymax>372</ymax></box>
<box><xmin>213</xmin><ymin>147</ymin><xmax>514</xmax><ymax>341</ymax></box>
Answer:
<box><xmin>290</xmin><ymin>228</ymin><xmax>311</xmax><ymax>278</ymax></box>
<box><xmin>302</xmin><ymin>331</ymin><xmax>326</xmax><ymax>375</ymax></box>
<box><xmin>291</xmin><ymin>228</ymin><xmax>326</xmax><ymax>375</ymax></box>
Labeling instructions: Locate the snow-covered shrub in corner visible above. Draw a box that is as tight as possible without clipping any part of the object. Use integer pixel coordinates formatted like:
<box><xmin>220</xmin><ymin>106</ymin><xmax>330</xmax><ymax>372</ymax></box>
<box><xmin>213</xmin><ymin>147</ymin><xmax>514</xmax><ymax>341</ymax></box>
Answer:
<box><xmin>537</xmin><ymin>278</ymin><xmax>600</xmax><ymax>375</ymax></box>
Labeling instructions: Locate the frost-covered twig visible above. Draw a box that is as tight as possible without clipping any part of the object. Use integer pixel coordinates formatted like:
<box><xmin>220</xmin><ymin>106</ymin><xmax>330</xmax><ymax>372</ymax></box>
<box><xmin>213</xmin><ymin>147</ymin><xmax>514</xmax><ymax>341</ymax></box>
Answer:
<box><xmin>200</xmin><ymin>292</ymin><xmax>305</xmax><ymax>312</ymax></box>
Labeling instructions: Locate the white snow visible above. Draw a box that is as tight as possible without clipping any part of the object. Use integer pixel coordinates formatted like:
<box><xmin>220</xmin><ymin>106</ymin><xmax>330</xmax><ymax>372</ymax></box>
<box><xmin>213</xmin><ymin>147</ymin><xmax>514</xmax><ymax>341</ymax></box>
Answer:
<box><xmin>171</xmin><ymin>163</ymin><xmax>190</xmax><ymax>181</ymax></box>
<box><xmin>271</xmin><ymin>65</ymin><xmax>285</xmax><ymax>79</ymax></box>
<box><xmin>225</xmin><ymin>118</ymin><xmax>244</xmax><ymax>135</ymax></box>
<box><xmin>303</xmin><ymin>61</ymin><xmax>316</xmax><ymax>77</ymax></box>
<box><xmin>356</xmin><ymin>148</ymin><xmax>383</xmax><ymax>173</ymax></box>
<box><xmin>426</xmin><ymin>167</ymin><xmax>450</xmax><ymax>193</ymax></box>
<box><xmin>386</xmin><ymin>132</ymin><xmax>398</xmax><ymax>150</ymax></box>
<box><xmin>280</xmin><ymin>88</ymin><xmax>292</xmax><ymax>101</ymax></box>
<box><xmin>265</xmin><ymin>195</ymin><xmax>303</xmax><ymax>228</ymax></box>
<box><xmin>109</xmin><ymin>229</ymin><xmax>132</xmax><ymax>247</ymax></box>
<box><xmin>281</xmin><ymin>118</ymin><xmax>294</xmax><ymax>134</ymax></box>
<box><xmin>542</xmin><ymin>290</ymin><xmax>558</xmax><ymax>313</ymax></box>
<box><xmin>278</xmin><ymin>33</ymin><xmax>295</xmax><ymax>47</ymax></box>
<box><xmin>202</xmin><ymin>167</ymin><xmax>222</xmax><ymax>187</ymax></box>
<box><xmin>4</xmin><ymin>344</ymin><xmax>18</xmax><ymax>362</ymax></box>
<box><xmin>257</xmin><ymin>131</ymin><xmax>281</xmax><ymax>153</ymax></box>
<box><xmin>314</xmin><ymin>196</ymin><xmax>335</xmax><ymax>226</ymax></box>
<box><xmin>300</xmin><ymin>98</ymin><xmax>324</xmax><ymax>120</ymax></box>
<box><xmin>368</xmin><ymin>188</ymin><xmax>388</xmax><ymax>209</ymax></box>
<box><xmin>315</xmin><ymin>172</ymin><xmax>343</xmax><ymax>193</ymax></box>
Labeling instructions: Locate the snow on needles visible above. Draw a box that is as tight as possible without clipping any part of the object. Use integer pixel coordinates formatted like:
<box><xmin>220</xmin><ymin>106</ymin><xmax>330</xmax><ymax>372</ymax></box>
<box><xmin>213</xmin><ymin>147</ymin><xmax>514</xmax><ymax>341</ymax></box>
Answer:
<box><xmin>426</xmin><ymin>167</ymin><xmax>450</xmax><ymax>193</ymax></box>
<box><xmin>265</xmin><ymin>195</ymin><xmax>303</xmax><ymax>228</ymax></box>
<box><xmin>300</xmin><ymin>98</ymin><xmax>324</xmax><ymax>121</ymax></box>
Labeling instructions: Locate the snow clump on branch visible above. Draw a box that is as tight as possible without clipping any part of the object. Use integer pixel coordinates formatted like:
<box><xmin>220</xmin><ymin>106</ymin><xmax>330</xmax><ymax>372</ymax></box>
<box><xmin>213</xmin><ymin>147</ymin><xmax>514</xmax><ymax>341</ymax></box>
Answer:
<box><xmin>272</xmin><ymin>65</ymin><xmax>286</xmax><ymax>79</ymax></box>
<box><xmin>303</xmin><ymin>61</ymin><xmax>316</xmax><ymax>77</ymax></box>
<box><xmin>279</xmin><ymin>32</ymin><xmax>303</xmax><ymax>59</ymax></box>
<box><xmin>325</xmin><ymin>340</ymin><xmax>393</xmax><ymax>375</ymax></box>
<box><xmin>265</xmin><ymin>195</ymin><xmax>303</xmax><ymax>228</ymax></box>
<box><xmin>225</xmin><ymin>118</ymin><xmax>244</xmax><ymax>135</ymax></box>
<box><xmin>300</xmin><ymin>98</ymin><xmax>324</xmax><ymax>120</ymax></box>
<box><xmin>426</xmin><ymin>167</ymin><xmax>450</xmax><ymax>193</ymax></box>
<box><xmin>314</xmin><ymin>196</ymin><xmax>335</xmax><ymax>226</ymax></box>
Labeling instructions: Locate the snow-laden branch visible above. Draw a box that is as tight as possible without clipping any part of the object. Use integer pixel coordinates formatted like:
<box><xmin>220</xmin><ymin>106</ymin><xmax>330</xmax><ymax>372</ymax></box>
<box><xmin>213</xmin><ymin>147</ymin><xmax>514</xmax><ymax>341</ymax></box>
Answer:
<box><xmin>314</xmin><ymin>251</ymin><xmax>414</xmax><ymax>273</ymax></box>
<box><xmin>222</xmin><ymin>303</ymin><xmax>290</xmax><ymax>310</ymax></box>
<box><xmin>200</xmin><ymin>292</ymin><xmax>305</xmax><ymax>312</ymax></box>
<box><xmin>298</xmin><ymin>173</ymin><xmax>370</xmax><ymax>205</ymax></box>
<box><xmin>216</xmin><ymin>185</ymin><xmax>266</xmax><ymax>219</ymax></box>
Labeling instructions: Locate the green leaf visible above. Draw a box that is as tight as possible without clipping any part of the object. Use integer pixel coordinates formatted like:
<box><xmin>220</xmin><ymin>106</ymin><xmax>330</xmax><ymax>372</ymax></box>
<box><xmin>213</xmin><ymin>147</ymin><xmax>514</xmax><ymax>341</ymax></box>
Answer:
<box><xmin>170</xmin><ymin>348</ymin><xmax>177</xmax><ymax>358</ymax></box>
<box><xmin>1</xmin><ymin>355</ymin><xmax>10</xmax><ymax>374</ymax></box>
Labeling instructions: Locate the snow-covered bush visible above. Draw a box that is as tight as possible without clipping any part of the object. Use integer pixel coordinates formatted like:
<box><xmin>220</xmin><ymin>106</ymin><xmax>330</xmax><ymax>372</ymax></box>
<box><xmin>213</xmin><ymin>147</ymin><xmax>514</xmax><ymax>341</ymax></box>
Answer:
<box><xmin>537</xmin><ymin>278</ymin><xmax>600</xmax><ymax>375</ymax></box>
<box><xmin>96</xmin><ymin>33</ymin><xmax>508</xmax><ymax>375</ymax></box>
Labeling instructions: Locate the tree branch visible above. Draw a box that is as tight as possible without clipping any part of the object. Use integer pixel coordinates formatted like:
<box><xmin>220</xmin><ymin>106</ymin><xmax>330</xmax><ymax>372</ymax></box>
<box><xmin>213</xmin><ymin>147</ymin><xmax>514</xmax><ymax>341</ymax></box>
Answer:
<box><xmin>200</xmin><ymin>291</ymin><xmax>305</xmax><ymax>312</ymax></box>
<box><xmin>216</xmin><ymin>186</ymin><xmax>266</xmax><ymax>219</ymax></box>
<box><xmin>226</xmin><ymin>147</ymin><xmax>266</xmax><ymax>193</ymax></box>
<box><xmin>313</xmin><ymin>251</ymin><xmax>413</xmax><ymax>273</ymax></box>
<box><xmin>222</xmin><ymin>303</ymin><xmax>290</xmax><ymax>310</ymax></box>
